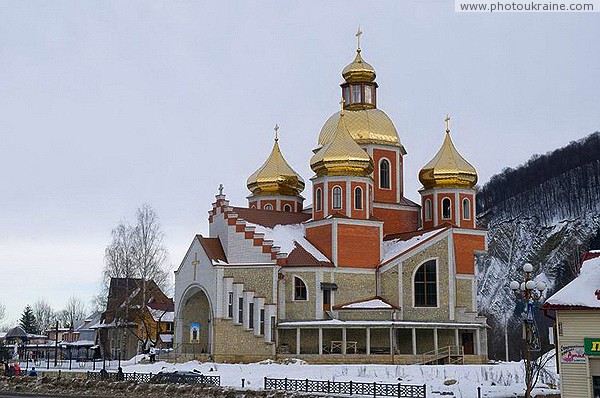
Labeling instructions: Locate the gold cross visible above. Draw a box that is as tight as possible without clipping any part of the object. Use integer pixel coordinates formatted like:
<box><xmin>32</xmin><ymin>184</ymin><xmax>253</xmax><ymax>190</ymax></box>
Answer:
<box><xmin>192</xmin><ymin>252</ymin><xmax>199</xmax><ymax>280</ymax></box>
<box><xmin>274</xmin><ymin>124</ymin><xmax>279</xmax><ymax>141</ymax></box>
<box><xmin>445</xmin><ymin>114</ymin><xmax>451</xmax><ymax>133</ymax></box>
<box><xmin>356</xmin><ymin>26</ymin><xmax>363</xmax><ymax>52</ymax></box>
<box><xmin>340</xmin><ymin>96</ymin><xmax>345</xmax><ymax>112</ymax></box>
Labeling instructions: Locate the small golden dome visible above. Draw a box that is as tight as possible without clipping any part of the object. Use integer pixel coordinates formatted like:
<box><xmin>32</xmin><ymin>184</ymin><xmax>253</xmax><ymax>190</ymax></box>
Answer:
<box><xmin>247</xmin><ymin>133</ymin><xmax>305</xmax><ymax>197</ymax></box>
<box><xmin>419</xmin><ymin>127</ymin><xmax>478</xmax><ymax>190</ymax></box>
<box><xmin>342</xmin><ymin>50</ymin><xmax>376</xmax><ymax>83</ymax></box>
<box><xmin>318</xmin><ymin>108</ymin><xmax>402</xmax><ymax>148</ymax></box>
<box><xmin>310</xmin><ymin>111</ymin><xmax>373</xmax><ymax>178</ymax></box>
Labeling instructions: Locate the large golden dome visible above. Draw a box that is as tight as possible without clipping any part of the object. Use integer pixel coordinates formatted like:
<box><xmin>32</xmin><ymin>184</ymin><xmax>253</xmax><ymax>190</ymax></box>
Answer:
<box><xmin>311</xmin><ymin>112</ymin><xmax>373</xmax><ymax>178</ymax></box>
<box><xmin>318</xmin><ymin>108</ymin><xmax>402</xmax><ymax>148</ymax></box>
<box><xmin>419</xmin><ymin>129</ymin><xmax>478</xmax><ymax>190</ymax></box>
<box><xmin>247</xmin><ymin>135</ymin><xmax>305</xmax><ymax>197</ymax></box>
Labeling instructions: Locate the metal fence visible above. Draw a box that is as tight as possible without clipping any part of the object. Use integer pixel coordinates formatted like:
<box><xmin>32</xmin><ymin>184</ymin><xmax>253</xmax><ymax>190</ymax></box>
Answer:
<box><xmin>264</xmin><ymin>377</ymin><xmax>426</xmax><ymax>398</ymax></box>
<box><xmin>86</xmin><ymin>371</ymin><xmax>220</xmax><ymax>386</ymax></box>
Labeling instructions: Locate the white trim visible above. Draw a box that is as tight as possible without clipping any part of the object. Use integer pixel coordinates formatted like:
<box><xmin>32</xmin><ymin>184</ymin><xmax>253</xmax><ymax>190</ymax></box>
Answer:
<box><xmin>398</xmin><ymin>260</ymin><xmax>404</xmax><ymax>320</ymax></box>
<box><xmin>283</xmin><ymin>204</ymin><xmax>292</xmax><ymax>212</ymax></box>
<box><xmin>433</xmin><ymin>191</ymin><xmax>439</xmax><ymax>225</ymax></box>
<box><xmin>372</xmin><ymin>202</ymin><xmax>419</xmax><ymax>211</ymax></box>
<box><xmin>455</xmin><ymin>192</ymin><xmax>460</xmax><ymax>227</ymax></box>
<box><xmin>316</xmin><ymin>270</ymin><xmax>323</xmax><ymax>319</ymax></box>
<box><xmin>424</xmin><ymin>198</ymin><xmax>432</xmax><ymax>221</ymax></box>
<box><xmin>281</xmin><ymin>266</ymin><xmax>375</xmax><ymax>274</ymax></box>
<box><xmin>378</xmin><ymin>229</ymin><xmax>449</xmax><ymax>273</ymax></box>
<box><xmin>315</xmin><ymin>187</ymin><xmax>323</xmax><ymax>212</ymax></box>
<box><xmin>264</xmin><ymin>203</ymin><xmax>273</xmax><ymax>210</ymax></box>
<box><xmin>324</xmin><ymin>181</ymin><xmax>329</xmax><ymax>217</ymax></box>
<box><xmin>448</xmin><ymin>232</ymin><xmax>456</xmax><ymax>321</ymax></box>
<box><xmin>345</xmin><ymin>181</ymin><xmax>351</xmax><ymax>217</ymax></box>
<box><xmin>453</xmin><ymin>228</ymin><xmax>487</xmax><ymax>237</ymax></box>
<box><xmin>332</xmin><ymin>221</ymin><xmax>338</xmax><ymax>266</ymax></box>
<box><xmin>396</xmin><ymin>150</ymin><xmax>401</xmax><ymax>202</ymax></box>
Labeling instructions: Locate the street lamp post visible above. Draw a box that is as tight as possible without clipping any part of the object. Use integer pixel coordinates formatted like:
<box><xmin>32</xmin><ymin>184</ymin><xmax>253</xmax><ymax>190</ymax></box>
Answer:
<box><xmin>509</xmin><ymin>262</ymin><xmax>547</xmax><ymax>398</ymax></box>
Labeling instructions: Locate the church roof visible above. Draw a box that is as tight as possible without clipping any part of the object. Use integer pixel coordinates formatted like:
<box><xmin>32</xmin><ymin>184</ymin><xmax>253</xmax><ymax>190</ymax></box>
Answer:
<box><xmin>197</xmin><ymin>236</ymin><xmax>227</xmax><ymax>263</ymax></box>
<box><xmin>285</xmin><ymin>242</ymin><xmax>333</xmax><ymax>267</ymax></box>
<box><xmin>246</xmin><ymin>134</ymin><xmax>305</xmax><ymax>197</ymax></box>
<box><xmin>233</xmin><ymin>207</ymin><xmax>311</xmax><ymax>228</ymax></box>
<box><xmin>419</xmin><ymin>128</ymin><xmax>478</xmax><ymax>190</ymax></box>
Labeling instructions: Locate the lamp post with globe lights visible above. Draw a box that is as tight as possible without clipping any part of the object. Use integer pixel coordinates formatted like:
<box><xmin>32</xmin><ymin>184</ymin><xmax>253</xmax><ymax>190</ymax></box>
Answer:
<box><xmin>509</xmin><ymin>262</ymin><xmax>547</xmax><ymax>398</ymax></box>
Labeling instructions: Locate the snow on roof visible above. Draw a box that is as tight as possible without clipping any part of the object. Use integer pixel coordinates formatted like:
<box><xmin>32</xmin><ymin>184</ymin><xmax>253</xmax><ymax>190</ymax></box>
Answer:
<box><xmin>278</xmin><ymin>319</ymin><xmax>486</xmax><ymax>328</ymax></box>
<box><xmin>147</xmin><ymin>306</ymin><xmax>174</xmax><ymax>322</ymax></box>
<box><xmin>159</xmin><ymin>334</ymin><xmax>173</xmax><ymax>342</ymax></box>
<box><xmin>382</xmin><ymin>229</ymin><xmax>444</xmax><ymax>263</ymax></box>
<box><xmin>545</xmin><ymin>254</ymin><xmax>600</xmax><ymax>308</ymax></box>
<box><xmin>248</xmin><ymin>223</ymin><xmax>329</xmax><ymax>262</ymax></box>
<box><xmin>339</xmin><ymin>298</ymin><xmax>393</xmax><ymax>309</ymax></box>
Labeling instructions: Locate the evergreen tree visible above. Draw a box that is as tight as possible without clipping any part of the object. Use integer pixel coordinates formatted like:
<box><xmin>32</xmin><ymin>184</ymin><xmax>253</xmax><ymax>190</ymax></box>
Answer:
<box><xmin>589</xmin><ymin>227</ymin><xmax>600</xmax><ymax>250</ymax></box>
<box><xmin>19</xmin><ymin>305</ymin><xmax>38</xmax><ymax>334</ymax></box>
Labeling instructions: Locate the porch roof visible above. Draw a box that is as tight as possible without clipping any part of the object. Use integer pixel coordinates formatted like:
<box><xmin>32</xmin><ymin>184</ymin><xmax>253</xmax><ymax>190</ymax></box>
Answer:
<box><xmin>278</xmin><ymin>319</ymin><xmax>486</xmax><ymax>329</ymax></box>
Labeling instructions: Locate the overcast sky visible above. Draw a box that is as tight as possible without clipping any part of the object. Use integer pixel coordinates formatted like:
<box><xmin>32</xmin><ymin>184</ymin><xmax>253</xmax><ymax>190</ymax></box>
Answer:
<box><xmin>0</xmin><ymin>1</ymin><xmax>598</xmax><ymax>325</ymax></box>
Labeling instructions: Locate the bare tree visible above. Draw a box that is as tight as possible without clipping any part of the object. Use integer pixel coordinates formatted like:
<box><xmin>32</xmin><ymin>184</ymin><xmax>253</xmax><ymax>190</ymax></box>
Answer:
<box><xmin>61</xmin><ymin>296</ymin><xmax>87</xmax><ymax>329</ymax></box>
<box><xmin>33</xmin><ymin>299</ymin><xmax>56</xmax><ymax>334</ymax></box>
<box><xmin>0</xmin><ymin>302</ymin><xmax>5</xmax><ymax>326</ymax></box>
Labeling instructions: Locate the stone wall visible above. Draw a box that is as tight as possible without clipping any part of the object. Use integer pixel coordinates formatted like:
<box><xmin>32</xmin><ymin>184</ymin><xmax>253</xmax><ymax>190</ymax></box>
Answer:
<box><xmin>213</xmin><ymin>318</ymin><xmax>273</xmax><ymax>363</ymax></box>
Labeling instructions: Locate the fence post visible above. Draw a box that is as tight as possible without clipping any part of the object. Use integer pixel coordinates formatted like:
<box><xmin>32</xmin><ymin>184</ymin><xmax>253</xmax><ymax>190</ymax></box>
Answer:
<box><xmin>423</xmin><ymin>383</ymin><xmax>427</xmax><ymax>398</ymax></box>
<box><xmin>477</xmin><ymin>386</ymin><xmax>481</xmax><ymax>398</ymax></box>
<box><xmin>264</xmin><ymin>376</ymin><xmax>267</xmax><ymax>389</ymax></box>
<box><xmin>284</xmin><ymin>377</ymin><xmax>288</xmax><ymax>391</ymax></box>
<box><xmin>397</xmin><ymin>382</ymin><xmax>401</xmax><ymax>398</ymax></box>
<box><xmin>373</xmin><ymin>381</ymin><xmax>377</xmax><ymax>398</ymax></box>
<box><xmin>350</xmin><ymin>380</ymin><xmax>353</xmax><ymax>395</ymax></box>
<box><xmin>305</xmin><ymin>378</ymin><xmax>309</xmax><ymax>392</ymax></box>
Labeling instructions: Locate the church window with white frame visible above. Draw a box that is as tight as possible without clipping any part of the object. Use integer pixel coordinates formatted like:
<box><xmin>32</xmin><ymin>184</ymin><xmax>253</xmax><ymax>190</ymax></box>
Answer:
<box><xmin>332</xmin><ymin>186</ymin><xmax>342</xmax><ymax>209</ymax></box>
<box><xmin>354</xmin><ymin>186</ymin><xmax>363</xmax><ymax>210</ymax></box>
<box><xmin>442</xmin><ymin>197</ymin><xmax>451</xmax><ymax>219</ymax></box>
<box><xmin>414</xmin><ymin>260</ymin><xmax>437</xmax><ymax>307</ymax></box>
<box><xmin>315</xmin><ymin>188</ymin><xmax>323</xmax><ymax>211</ymax></box>
<box><xmin>462</xmin><ymin>198</ymin><xmax>471</xmax><ymax>220</ymax></box>
<box><xmin>294</xmin><ymin>276</ymin><xmax>307</xmax><ymax>301</ymax></box>
<box><xmin>379</xmin><ymin>159</ymin><xmax>391</xmax><ymax>189</ymax></box>
<box><xmin>424</xmin><ymin>199</ymin><xmax>432</xmax><ymax>221</ymax></box>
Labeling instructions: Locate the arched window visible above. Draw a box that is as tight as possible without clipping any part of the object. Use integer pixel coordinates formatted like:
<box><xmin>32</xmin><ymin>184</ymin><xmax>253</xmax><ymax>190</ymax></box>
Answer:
<box><xmin>442</xmin><ymin>198</ymin><xmax>451</xmax><ymax>220</ymax></box>
<box><xmin>379</xmin><ymin>159</ymin><xmax>391</xmax><ymax>189</ymax></box>
<box><xmin>414</xmin><ymin>260</ymin><xmax>437</xmax><ymax>307</ymax></box>
<box><xmin>264</xmin><ymin>204</ymin><xmax>273</xmax><ymax>211</ymax></box>
<box><xmin>315</xmin><ymin>188</ymin><xmax>323</xmax><ymax>211</ymax></box>
<box><xmin>462</xmin><ymin>198</ymin><xmax>471</xmax><ymax>220</ymax></box>
<box><xmin>294</xmin><ymin>277</ymin><xmax>307</xmax><ymax>300</ymax></box>
<box><xmin>424</xmin><ymin>199</ymin><xmax>432</xmax><ymax>221</ymax></box>
<box><xmin>354</xmin><ymin>187</ymin><xmax>363</xmax><ymax>210</ymax></box>
<box><xmin>332</xmin><ymin>186</ymin><xmax>342</xmax><ymax>209</ymax></box>
<box><xmin>283</xmin><ymin>204</ymin><xmax>292</xmax><ymax>212</ymax></box>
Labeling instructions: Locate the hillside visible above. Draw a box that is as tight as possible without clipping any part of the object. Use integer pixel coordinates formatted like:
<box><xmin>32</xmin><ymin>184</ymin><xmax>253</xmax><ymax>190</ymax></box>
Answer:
<box><xmin>475</xmin><ymin>131</ymin><xmax>600</xmax><ymax>360</ymax></box>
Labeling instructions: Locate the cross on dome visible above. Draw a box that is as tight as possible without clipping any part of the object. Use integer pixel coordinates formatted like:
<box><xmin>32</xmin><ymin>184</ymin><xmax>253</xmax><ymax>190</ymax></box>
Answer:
<box><xmin>218</xmin><ymin>184</ymin><xmax>224</xmax><ymax>195</ymax></box>
<box><xmin>274</xmin><ymin>124</ymin><xmax>279</xmax><ymax>141</ymax></box>
<box><xmin>356</xmin><ymin>26</ymin><xmax>363</xmax><ymax>52</ymax></box>
<box><xmin>445</xmin><ymin>114</ymin><xmax>451</xmax><ymax>133</ymax></box>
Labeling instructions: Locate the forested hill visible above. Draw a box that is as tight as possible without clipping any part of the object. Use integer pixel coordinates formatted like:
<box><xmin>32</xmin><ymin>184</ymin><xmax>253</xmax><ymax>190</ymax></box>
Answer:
<box><xmin>474</xmin><ymin>131</ymin><xmax>600</xmax><ymax>360</ymax></box>
<box><xmin>477</xmin><ymin>132</ymin><xmax>600</xmax><ymax>224</ymax></box>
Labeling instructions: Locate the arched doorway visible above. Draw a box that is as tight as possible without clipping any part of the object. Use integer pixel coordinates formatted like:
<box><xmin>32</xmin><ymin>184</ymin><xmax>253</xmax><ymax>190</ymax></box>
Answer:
<box><xmin>179</xmin><ymin>286</ymin><xmax>213</xmax><ymax>356</ymax></box>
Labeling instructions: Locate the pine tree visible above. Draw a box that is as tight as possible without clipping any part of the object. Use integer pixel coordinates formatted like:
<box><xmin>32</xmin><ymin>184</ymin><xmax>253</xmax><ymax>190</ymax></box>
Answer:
<box><xmin>19</xmin><ymin>305</ymin><xmax>38</xmax><ymax>334</ymax></box>
<box><xmin>589</xmin><ymin>227</ymin><xmax>600</xmax><ymax>250</ymax></box>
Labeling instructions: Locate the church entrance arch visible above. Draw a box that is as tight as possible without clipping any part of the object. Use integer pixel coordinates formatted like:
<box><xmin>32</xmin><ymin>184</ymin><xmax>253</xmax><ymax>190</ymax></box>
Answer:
<box><xmin>179</xmin><ymin>285</ymin><xmax>213</xmax><ymax>356</ymax></box>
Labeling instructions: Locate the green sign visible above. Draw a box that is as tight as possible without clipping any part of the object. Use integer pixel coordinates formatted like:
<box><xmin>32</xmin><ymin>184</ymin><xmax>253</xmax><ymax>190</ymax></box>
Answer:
<box><xmin>584</xmin><ymin>338</ymin><xmax>600</xmax><ymax>356</ymax></box>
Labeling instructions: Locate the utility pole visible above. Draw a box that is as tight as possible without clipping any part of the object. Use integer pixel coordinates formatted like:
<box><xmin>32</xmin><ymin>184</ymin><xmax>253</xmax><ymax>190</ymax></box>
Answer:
<box><xmin>53</xmin><ymin>320</ymin><xmax>59</xmax><ymax>367</ymax></box>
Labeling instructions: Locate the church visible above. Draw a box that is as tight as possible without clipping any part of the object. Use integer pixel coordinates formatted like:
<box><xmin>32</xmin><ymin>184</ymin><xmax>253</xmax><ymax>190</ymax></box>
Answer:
<box><xmin>174</xmin><ymin>35</ymin><xmax>488</xmax><ymax>364</ymax></box>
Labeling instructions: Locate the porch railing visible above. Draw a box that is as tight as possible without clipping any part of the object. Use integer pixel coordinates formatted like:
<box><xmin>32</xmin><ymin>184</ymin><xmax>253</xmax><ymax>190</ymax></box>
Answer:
<box><xmin>264</xmin><ymin>377</ymin><xmax>426</xmax><ymax>398</ymax></box>
<box><xmin>410</xmin><ymin>345</ymin><xmax>464</xmax><ymax>365</ymax></box>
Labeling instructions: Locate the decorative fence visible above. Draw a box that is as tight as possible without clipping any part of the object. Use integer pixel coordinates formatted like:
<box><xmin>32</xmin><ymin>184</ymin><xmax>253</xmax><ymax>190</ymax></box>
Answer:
<box><xmin>264</xmin><ymin>377</ymin><xmax>426</xmax><ymax>398</ymax></box>
<box><xmin>86</xmin><ymin>371</ymin><xmax>220</xmax><ymax>386</ymax></box>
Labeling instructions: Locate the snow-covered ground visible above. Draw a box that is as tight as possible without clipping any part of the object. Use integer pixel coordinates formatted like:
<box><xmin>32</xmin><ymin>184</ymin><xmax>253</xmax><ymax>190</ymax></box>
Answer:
<box><xmin>87</xmin><ymin>353</ymin><xmax>559</xmax><ymax>398</ymax></box>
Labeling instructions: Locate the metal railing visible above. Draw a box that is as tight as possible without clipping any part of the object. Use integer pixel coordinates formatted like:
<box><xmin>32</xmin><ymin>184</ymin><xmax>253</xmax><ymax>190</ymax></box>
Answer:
<box><xmin>86</xmin><ymin>371</ymin><xmax>220</xmax><ymax>386</ymax></box>
<box><xmin>264</xmin><ymin>377</ymin><xmax>426</xmax><ymax>398</ymax></box>
<box><xmin>410</xmin><ymin>345</ymin><xmax>464</xmax><ymax>365</ymax></box>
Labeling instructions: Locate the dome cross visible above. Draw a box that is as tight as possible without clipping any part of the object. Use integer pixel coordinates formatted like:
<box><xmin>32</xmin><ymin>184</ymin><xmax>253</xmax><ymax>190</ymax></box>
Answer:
<box><xmin>356</xmin><ymin>27</ymin><xmax>363</xmax><ymax>52</ymax></box>
<box><xmin>274</xmin><ymin>124</ymin><xmax>279</xmax><ymax>141</ymax></box>
<box><xmin>445</xmin><ymin>114</ymin><xmax>451</xmax><ymax>133</ymax></box>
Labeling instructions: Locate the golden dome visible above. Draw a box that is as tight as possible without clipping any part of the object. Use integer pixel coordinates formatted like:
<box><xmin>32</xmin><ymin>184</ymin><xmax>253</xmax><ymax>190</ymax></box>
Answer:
<box><xmin>342</xmin><ymin>50</ymin><xmax>376</xmax><ymax>83</ymax></box>
<box><xmin>247</xmin><ymin>134</ymin><xmax>305</xmax><ymax>197</ymax></box>
<box><xmin>310</xmin><ymin>111</ymin><xmax>373</xmax><ymax>178</ymax></box>
<box><xmin>318</xmin><ymin>108</ymin><xmax>402</xmax><ymax>148</ymax></box>
<box><xmin>419</xmin><ymin>128</ymin><xmax>478</xmax><ymax>190</ymax></box>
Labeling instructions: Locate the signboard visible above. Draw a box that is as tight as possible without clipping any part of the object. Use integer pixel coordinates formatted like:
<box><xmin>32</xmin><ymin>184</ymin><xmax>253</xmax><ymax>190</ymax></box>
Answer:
<box><xmin>585</xmin><ymin>338</ymin><xmax>600</xmax><ymax>356</ymax></box>
<box><xmin>561</xmin><ymin>345</ymin><xmax>586</xmax><ymax>363</ymax></box>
